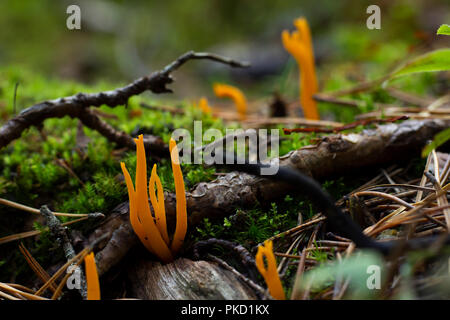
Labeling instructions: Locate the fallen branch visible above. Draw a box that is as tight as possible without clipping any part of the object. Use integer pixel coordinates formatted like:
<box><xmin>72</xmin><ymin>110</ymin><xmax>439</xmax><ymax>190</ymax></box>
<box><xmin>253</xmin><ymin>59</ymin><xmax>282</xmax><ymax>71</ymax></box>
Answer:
<box><xmin>40</xmin><ymin>205</ymin><xmax>87</xmax><ymax>299</ymax></box>
<box><xmin>283</xmin><ymin>116</ymin><xmax>409</xmax><ymax>134</ymax></box>
<box><xmin>0</xmin><ymin>51</ymin><xmax>248</xmax><ymax>155</ymax></box>
<box><xmin>89</xmin><ymin>119</ymin><xmax>450</xmax><ymax>275</ymax></box>
<box><xmin>313</xmin><ymin>93</ymin><xmax>385</xmax><ymax>108</ymax></box>
<box><xmin>0</xmin><ymin>197</ymin><xmax>103</xmax><ymax>218</ymax></box>
<box><xmin>242</xmin><ymin>117</ymin><xmax>342</xmax><ymax>128</ymax></box>
<box><xmin>0</xmin><ymin>215</ymin><xmax>101</xmax><ymax>245</ymax></box>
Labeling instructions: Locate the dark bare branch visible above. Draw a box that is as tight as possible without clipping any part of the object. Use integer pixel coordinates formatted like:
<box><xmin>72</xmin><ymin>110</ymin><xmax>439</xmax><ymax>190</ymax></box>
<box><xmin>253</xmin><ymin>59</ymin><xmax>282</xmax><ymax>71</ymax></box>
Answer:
<box><xmin>159</xmin><ymin>51</ymin><xmax>250</xmax><ymax>75</ymax></box>
<box><xmin>0</xmin><ymin>51</ymin><xmax>249</xmax><ymax>153</ymax></box>
<box><xmin>78</xmin><ymin>109</ymin><xmax>168</xmax><ymax>154</ymax></box>
<box><xmin>40</xmin><ymin>205</ymin><xmax>87</xmax><ymax>299</ymax></box>
<box><xmin>92</xmin><ymin>119</ymin><xmax>450</xmax><ymax>275</ymax></box>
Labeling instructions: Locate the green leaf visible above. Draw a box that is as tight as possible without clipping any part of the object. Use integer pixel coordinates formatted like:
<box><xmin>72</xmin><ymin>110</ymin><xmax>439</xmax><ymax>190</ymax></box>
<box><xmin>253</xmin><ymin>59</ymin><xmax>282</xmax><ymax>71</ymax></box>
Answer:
<box><xmin>437</xmin><ymin>24</ymin><xmax>450</xmax><ymax>36</ymax></box>
<box><xmin>297</xmin><ymin>251</ymin><xmax>385</xmax><ymax>298</ymax></box>
<box><xmin>389</xmin><ymin>49</ymin><xmax>450</xmax><ymax>80</ymax></box>
<box><xmin>422</xmin><ymin>127</ymin><xmax>450</xmax><ymax>158</ymax></box>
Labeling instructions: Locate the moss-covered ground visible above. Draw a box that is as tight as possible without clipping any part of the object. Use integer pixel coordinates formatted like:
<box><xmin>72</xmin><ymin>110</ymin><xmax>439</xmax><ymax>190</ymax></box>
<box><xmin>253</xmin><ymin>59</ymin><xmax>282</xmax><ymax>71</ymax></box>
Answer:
<box><xmin>0</xmin><ymin>34</ymin><xmax>442</xmax><ymax>289</ymax></box>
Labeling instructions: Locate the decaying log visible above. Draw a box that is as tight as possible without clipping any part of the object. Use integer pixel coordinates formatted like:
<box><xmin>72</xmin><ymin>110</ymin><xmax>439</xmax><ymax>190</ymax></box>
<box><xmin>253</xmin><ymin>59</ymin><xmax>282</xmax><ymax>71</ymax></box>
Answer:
<box><xmin>127</xmin><ymin>258</ymin><xmax>258</xmax><ymax>300</ymax></box>
<box><xmin>92</xmin><ymin>119</ymin><xmax>449</xmax><ymax>275</ymax></box>
<box><xmin>40</xmin><ymin>205</ymin><xmax>87</xmax><ymax>299</ymax></box>
<box><xmin>166</xmin><ymin>119</ymin><xmax>449</xmax><ymax>225</ymax></box>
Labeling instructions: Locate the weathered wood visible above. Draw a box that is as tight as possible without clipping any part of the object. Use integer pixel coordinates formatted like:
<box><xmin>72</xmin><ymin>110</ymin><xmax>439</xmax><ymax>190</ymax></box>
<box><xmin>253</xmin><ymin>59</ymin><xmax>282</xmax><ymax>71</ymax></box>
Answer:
<box><xmin>127</xmin><ymin>258</ymin><xmax>258</xmax><ymax>300</ymax></box>
<box><xmin>0</xmin><ymin>51</ymin><xmax>248</xmax><ymax>156</ymax></box>
<box><xmin>92</xmin><ymin>119</ymin><xmax>449</xmax><ymax>275</ymax></box>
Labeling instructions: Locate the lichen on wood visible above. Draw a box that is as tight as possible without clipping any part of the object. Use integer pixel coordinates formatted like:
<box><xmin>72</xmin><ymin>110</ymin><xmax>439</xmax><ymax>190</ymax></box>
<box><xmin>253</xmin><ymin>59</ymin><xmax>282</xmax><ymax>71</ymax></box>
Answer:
<box><xmin>91</xmin><ymin>119</ymin><xmax>449</xmax><ymax>275</ymax></box>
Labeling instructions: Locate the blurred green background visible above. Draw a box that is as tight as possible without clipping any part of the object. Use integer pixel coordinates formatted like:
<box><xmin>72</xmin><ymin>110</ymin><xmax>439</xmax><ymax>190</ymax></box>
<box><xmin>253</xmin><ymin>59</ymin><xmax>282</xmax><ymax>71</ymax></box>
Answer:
<box><xmin>0</xmin><ymin>0</ymin><xmax>448</xmax><ymax>101</ymax></box>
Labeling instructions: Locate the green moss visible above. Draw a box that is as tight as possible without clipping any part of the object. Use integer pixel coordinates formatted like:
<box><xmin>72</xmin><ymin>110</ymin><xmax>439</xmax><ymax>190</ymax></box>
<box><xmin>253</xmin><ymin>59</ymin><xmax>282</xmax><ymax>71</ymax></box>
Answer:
<box><xmin>58</xmin><ymin>171</ymin><xmax>126</xmax><ymax>215</ymax></box>
<box><xmin>0</xmin><ymin>24</ymin><xmax>443</xmax><ymax>288</ymax></box>
<box><xmin>279</xmin><ymin>130</ymin><xmax>317</xmax><ymax>156</ymax></box>
<box><xmin>190</xmin><ymin>193</ymin><xmax>307</xmax><ymax>247</ymax></box>
<box><xmin>310</xmin><ymin>241</ymin><xmax>333</xmax><ymax>263</ymax></box>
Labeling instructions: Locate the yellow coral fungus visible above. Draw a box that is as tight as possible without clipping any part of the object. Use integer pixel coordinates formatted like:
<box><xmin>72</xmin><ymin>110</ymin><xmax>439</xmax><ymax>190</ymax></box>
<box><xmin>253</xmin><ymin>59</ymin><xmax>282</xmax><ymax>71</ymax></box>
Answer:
<box><xmin>120</xmin><ymin>135</ymin><xmax>188</xmax><ymax>262</ymax></box>
<box><xmin>282</xmin><ymin>17</ymin><xmax>319</xmax><ymax>120</ymax></box>
<box><xmin>255</xmin><ymin>240</ymin><xmax>286</xmax><ymax>300</ymax></box>
<box><xmin>84</xmin><ymin>252</ymin><xmax>100</xmax><ymax>300</ymax></box>
<box><xmin>120</xmin><ymin>135</ymin><xmax>174</xmax><ymax>263</ymax></box>
<box><xmin>198</xmin><ymin>97</ymin><xmax>212</xmax><ymax>114</ymax></box>
<box><xmin>213</xmin><ymin>83</ymin><xmax>247</xmax><ymax>120</ymax></box>
<box><xmin>169</xmin><ymin>138</ymin><xmax>187</xmax><ymax>254</ymax></box>
<box><xmin>149</xmin><ymin>164</ymin><xmax>169</xmax><ymax>245</ymax></box>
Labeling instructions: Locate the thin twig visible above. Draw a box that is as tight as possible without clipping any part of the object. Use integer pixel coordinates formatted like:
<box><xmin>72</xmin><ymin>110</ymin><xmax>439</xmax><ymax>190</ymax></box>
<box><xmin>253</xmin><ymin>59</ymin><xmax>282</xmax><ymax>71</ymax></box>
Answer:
<box><xmin>283</xmin><ymin>116</ymin><xmax>408</xmax><ymax>134</ymax></box>
<box><xmin>354</xmin><ymin>191</ymin><xmax>414</xmax><ymax>209</ymax></box>
<box><xmin>18</xmin><ymin>243</ymin><xmax>56</xmax><ymax>293</ymax></box>
<box><xmin>40</xmin><ymin>205</ymin><xmax>87</xmax><ymax>299</ymax></box>
<box><xmin>0</xmin><ymin>51</ymin><xmax>248</xmax><ymax>154</ymax></box>
<box><xmin>0</xmin><ymin>215</ymin><xmax>92</xmax><ymax>245</ymax></box>
<box><xmin>425</xmin><ymin>171</ymin><xmax>450</xmax><ymax>229</ymax></box>
<box><xmin>0</xmin><ymin>197</ymin><xmax>103</xmax><ymax>218</ymax></box>
<box><xmin>13</xmin><ymin>82</ymin><xmax>19</xmax><ymax>115</ymax></box>
<box><xmin>0</xmin><ymin>283</ymin><xmax>48</xmax><ymax>300</ymax></box>
<box><xmin>35</xmin><ymin>248</ymin><xmax>89</xmax><ymax>296</ymax></box>
<box><xmin>264</xmin><ymin>216</ymin><xmax>326</xmax><ymax>244</ymax></box>
<box><xmin>290</xmin><ymin>248</ymin><xmax>307</xmax><ymax>300</ymax></box>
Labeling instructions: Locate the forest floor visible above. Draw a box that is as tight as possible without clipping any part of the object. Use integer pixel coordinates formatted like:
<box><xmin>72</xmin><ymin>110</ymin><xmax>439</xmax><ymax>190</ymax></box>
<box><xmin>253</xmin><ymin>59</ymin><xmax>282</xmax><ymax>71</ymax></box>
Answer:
<box><xmin>0</xmin><ymin>25</ymin><xmax>448</xmax><ymax>300</ymax></box>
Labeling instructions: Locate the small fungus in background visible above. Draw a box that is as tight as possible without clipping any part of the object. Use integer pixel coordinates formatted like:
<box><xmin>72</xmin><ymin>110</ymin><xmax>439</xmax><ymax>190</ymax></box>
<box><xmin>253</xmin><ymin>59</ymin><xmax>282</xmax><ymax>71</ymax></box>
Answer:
<box><xmin>213</xmin><ymin>83</ymin><xmax>247</xmax><ymax>120</ymax></box>
<box><xmin>281</xmin><ymin>17</ymin><xmax>319</xmax><ymax>120</ymax></box>
<box><xmin>120</xmin><ymin>135</ymin><xmax>188</xmax><ymax>262</ymax></box>
<box><xmin>84</xmin><ymin>252</ymin><xmax>100</xmax><ymax>300</ymax></box>
<box><xmin>149</xmin><ymin>163</ymin><xmax>170</xmax><ymax>245</ymax></box>
<box><xmin>255</xmin><ymin>240</ymin><xmax>286</xmax><ymax>300</ymax></box>
<box><xmin>169</xmin><ymin>138</ymin><xmax>188</xmax><ymax>255</ymax></box>
<box><xmin>198</xmin><ymin>96</ymin><xmax>212</xmax><ymax>114</ymax></box>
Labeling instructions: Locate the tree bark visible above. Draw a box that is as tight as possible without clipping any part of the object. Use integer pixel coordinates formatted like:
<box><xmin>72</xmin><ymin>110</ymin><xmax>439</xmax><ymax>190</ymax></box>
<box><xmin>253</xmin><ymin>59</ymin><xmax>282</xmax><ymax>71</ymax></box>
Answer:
<box><xmin>127</xmin><ymin>258</ymin><xmax>258</xmax><ymax>300</ymax></box>
<box><xmin>92</xmin><ymin>119</ymin><xmax>449</xmax><ymax>275</ymax></box>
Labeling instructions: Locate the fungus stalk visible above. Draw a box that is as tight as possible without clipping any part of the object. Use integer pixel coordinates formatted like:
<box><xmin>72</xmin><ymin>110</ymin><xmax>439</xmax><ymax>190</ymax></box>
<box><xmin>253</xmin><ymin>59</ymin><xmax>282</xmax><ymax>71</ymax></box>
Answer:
<box><xmin>120</xmin><ymin>135</ymin><xmax>174</xmax><ymax>263</ymax></box>
<box><xmin>120</xmin><ymin>135</ymin><xmax>188</xmax><ymax>263</ymax></box>
<box><xmin>255</xmin><ymin>240</ymin><xmax>286</xmax><ymax>300</ymax></box>
<box><xmin>169</xmin><ymin>138</ymin><xmax>188</xmax><ymax>254</ymax></box>
<box><xmin>149</xmin><ymin>164</ymin><xmax>170</xmax><ymax>245</ymax></box>
<box><xmin>213</xmin><ymin>83</ymin><xmax>247</xmax><ymax>120</ymax></box>
<box><xmin>84</xmin><ymin>252</ymin><xmax>100</xmax><ymax>300</ymax></box>
<box><xmin>198</xmin><ymin>97</ymin><xmax>212</xmax><ymax>114</ymax></box>
<box><xmin>282</xmin><ymin>17</ymin><xmax>319</xmax><ymax>120</ymax></box>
